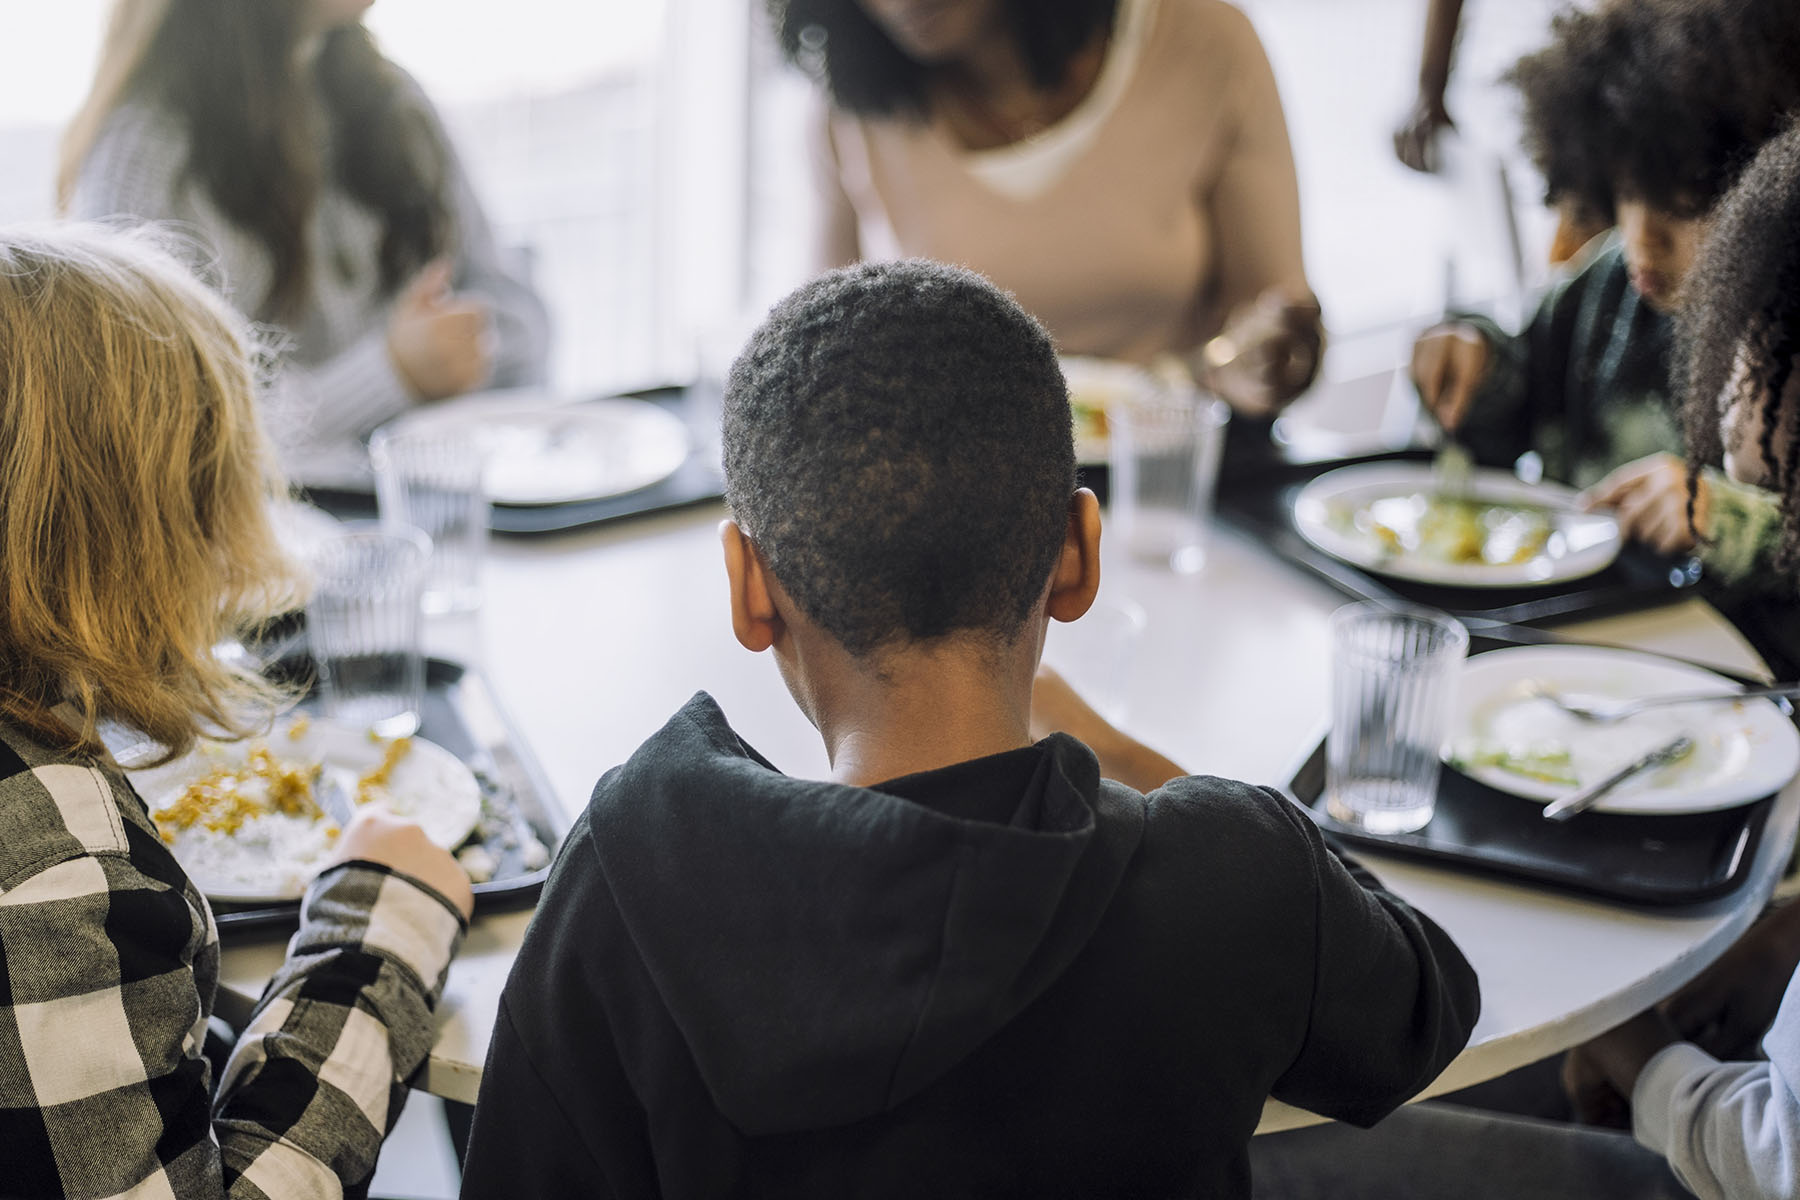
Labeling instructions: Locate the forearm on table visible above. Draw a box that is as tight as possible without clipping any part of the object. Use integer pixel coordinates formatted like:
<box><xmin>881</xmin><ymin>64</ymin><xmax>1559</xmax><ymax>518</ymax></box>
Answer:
<box><xmin>1633</xmin><ymin>1044</ymin><xmax>1800</xmax><ymax>1200</ymax></box>
<box><xmin>1272</xmin><ymin>806</ymin><xmax>1482</xmax><ymax>1123</ymax></box>
<box><xmin>217</xmin><ymin>864</ymin><xmax>467</xmax><ymax>1181</ymax></box>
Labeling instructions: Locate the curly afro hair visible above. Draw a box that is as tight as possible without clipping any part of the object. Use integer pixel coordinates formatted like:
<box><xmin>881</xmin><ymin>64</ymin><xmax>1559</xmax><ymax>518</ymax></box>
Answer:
<box><xmin>722</xmin><ymin>260</ymin><xmax>1075</xmax><ymax>658</ymax></box>
<box><xmin>1509</xmin><ymin>0</ymin><xmax>1800</xmax><ymax>224</ymax></box>
<box><xmin>1678</xmin><ymin>120</ymin><xmax>1800</xmax><ymax>569</ymax></box>
<box><xmin>765</xmin><ymin>0</ymin><xmax>1116</xmax><ymax>118</ymax></box>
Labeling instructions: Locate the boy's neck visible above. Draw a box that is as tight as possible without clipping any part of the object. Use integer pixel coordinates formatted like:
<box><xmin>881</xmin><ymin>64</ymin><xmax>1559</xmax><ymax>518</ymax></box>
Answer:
<box><xmin>805</xmin><ymin>638</ymin><xmax>1039</xmax><ymax>789</ymax></box>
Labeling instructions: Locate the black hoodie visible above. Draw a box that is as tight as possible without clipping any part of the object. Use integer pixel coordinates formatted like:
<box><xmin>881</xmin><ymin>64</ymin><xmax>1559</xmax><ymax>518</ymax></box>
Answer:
<box><xmin>461</xmin><ymin>693</ymin><xmax>1478</xmax><ymax>1199</ymax></box>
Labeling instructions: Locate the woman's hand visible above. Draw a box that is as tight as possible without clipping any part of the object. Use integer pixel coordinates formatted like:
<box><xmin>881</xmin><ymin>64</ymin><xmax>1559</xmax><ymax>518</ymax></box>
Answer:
<box><xmin>1579</xmin><ymin>453</ymin><xmax>1709</xmax><ymax>556</ymax></box>
<box><xmin>387</xmin><ymin>259</ymin><xmax>495</xmax><ymax>401</ymax></box>
<box><xmin>1031</xmin><ymin>664</ymin><xmax>1186</xmax><ymax>793</ymax></box>
<box><xmin>1200</xmin><ymin>288</ymin><xmax>1324</xmax><ymax>418</ymax></box>
<box><xmin>1663</xmin><ymin>901</ymin><xmax>1800</xmax><ymax>1060</ymax></box>
<box><xmin>1410</xmin><ymin>322</ymin><xmax>1490</xmax><ymax>432</ymax></box>
<box><xmin>1393</xmin><ymin>93</ymin><xmax>1454</xmax><ymax>173</ymax></box>
<box><xmin>330</xmin><ymin>808</ymin><xmax>475</xmax><ymax>920</ymax></box>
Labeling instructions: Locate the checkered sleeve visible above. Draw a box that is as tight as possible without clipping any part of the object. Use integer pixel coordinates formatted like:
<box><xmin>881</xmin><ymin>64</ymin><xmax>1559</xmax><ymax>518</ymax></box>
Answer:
<box><xmin>213</xmin><ymin>864</ymin><xmax>467</xmax><ymax>1197</ymax></box>
<box><xmin>0</xmin><ymin>744</ymin><xmax>467</xmax><ymax>1199</ymax></box>
<box><xmin>0</xmin><ymin>760</ymin><xmax>227</xmax><ymax>1199</ymax></box>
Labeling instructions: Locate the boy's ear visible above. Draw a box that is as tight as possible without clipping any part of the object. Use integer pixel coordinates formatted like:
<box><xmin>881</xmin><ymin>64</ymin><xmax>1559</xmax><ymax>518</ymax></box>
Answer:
<box><xmin>720</xmin><ymin>519</ymin><xmax>785</xmax><ymax>652</ymax></box>
<box><xmin>1045</xmin><ymin>488</ymin><xmax>1102</xmax><ymax>623</ymax></box>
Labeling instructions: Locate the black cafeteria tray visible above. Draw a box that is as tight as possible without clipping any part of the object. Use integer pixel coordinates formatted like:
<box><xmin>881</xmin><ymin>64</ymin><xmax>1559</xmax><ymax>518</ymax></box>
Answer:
<box><xmin>1212</xmin><ymin>450</ymin><xmax>1703</xmax><ymax>627</ymax></box>
<box><xmin>1288</xmin><ymin>637</ymin><xmax>1782</xmax><ymax>906</ymax></box>
<box><xmin>304</xmin><ymin>385</ymin><xmax>725</xmax><ymax>536</ymax></box>
<box><xmin>206</xmin><ymin>656</ymin><xmax>568</xmax><ymax>934</ymax></box>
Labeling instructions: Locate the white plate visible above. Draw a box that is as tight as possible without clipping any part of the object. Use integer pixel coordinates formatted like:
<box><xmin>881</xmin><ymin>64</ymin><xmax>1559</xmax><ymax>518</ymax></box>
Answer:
<box><xmin>1292</xmin><ymin>461</ymin><xmax>1622</xmax><ymax>587</ymax></box>
<box><xmin>131</xmin><ymin>718</ymin><xmax>482</xmax><ymax>902</ymax></box>
<box><xmin>1448</xmin><ymin>646</ymin><xmax>1800</xmax><ymax>814</ymax></box>
<box><xmin>388</xmin><ymin>390</ymin><xmax>691</xmax><ymax>506</ymax></box>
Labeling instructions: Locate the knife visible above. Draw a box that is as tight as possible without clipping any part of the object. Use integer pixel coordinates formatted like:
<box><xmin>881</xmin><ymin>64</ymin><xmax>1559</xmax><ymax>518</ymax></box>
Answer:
<box><xmin>1542</xmin><ymin>734</ymin><xmax>1695</xmax><ymax>822</ymax></box>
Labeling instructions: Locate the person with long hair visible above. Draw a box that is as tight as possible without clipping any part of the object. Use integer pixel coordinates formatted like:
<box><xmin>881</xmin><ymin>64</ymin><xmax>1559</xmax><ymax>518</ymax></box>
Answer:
<box><xmin>60</xmin><ymin>0</ymin><xmax>549</xmax><ymax>489</ymax></box>
<box><xmin>770</xmin><ymin>0</ymin><xmax>1324</xmax><ymax>419</ymax></box>
<box><xmin>0</xmin><ymin>223</ymin><xmax>472</xmax><ymax>1197</ymax></box>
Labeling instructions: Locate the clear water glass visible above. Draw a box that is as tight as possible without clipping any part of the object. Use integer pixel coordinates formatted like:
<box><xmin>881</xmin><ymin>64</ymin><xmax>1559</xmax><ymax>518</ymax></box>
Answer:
<box><xmin>371</xmin><ymin>426</ymin><xmax>488</xmax><ymax>614</ymax></box>
<box><xmin>1109</xmin><ymin>371</ymin><xmax>1231</xmax><ymax>573</ymax></box>
<box><xmin>305</xmin><ymin>523</ymin><xmax>430</xmax><ymax>737</ymax></box>
<box><xmin>1326</xmin><ymin>602</ymin><xmax>1469</xmax><ymax>834</ymax></box>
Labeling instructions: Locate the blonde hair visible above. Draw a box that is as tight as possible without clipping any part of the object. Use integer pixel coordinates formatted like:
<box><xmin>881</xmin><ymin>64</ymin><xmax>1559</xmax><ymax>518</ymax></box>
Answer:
<box><xmin>0</xmin><ymin>223</ymin><xmax>306</xmax><ymax>762</ymax></box>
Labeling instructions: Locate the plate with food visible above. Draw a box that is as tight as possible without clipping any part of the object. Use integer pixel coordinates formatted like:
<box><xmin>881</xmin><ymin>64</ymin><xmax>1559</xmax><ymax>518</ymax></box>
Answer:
<box><xmin>1292</xmin><ymin>461</ymin><xmax>1622</xmax><ymax>587</ymax></box>
<box><xmin>1446</xmin><ymin>646</ymin><xmax>1800</xmax><ymax>814</ymax></box>
<box><xmin>386</xmin><ymin>389</ymin><xmax>691</xmax><ymax>507</ymax></box>
<box><xmin>131</xmin><ymin>716</ymin><xmax>482</xmax><ymax>902</ymax></box>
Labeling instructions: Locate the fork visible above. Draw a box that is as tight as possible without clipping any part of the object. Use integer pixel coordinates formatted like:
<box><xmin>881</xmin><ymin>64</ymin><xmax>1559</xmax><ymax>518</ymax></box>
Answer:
<box><xmin>1527</xmin><ymin>681</ymin><xmax>1800</xmax><ymax>723</ymax></box>
<box><xmin>1433</xmin><ymin>439</ymin><xmax>1474</xmax><ymax>500</ymax></box>
<box><xmin>314</xmin><ymin>772</ymin><xmax>358</xmax><ymax>828</ymax></box>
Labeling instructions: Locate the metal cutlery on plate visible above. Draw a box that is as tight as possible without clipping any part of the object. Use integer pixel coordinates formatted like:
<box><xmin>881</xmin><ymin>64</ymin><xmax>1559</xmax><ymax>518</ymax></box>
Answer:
<box><xmin>1542</xmin><ymin>734</ymin><xmax>1696</xmax><ymax>821</ymax></box>
<box><xmin>1527</xmin><ymin>681</ymin><xmax>1800</xmax><ymax>724</ymax></box>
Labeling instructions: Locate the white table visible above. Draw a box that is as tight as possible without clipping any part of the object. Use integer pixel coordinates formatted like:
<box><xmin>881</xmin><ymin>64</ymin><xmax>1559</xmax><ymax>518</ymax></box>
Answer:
<box><xmin>217</xmin><ymin>506</ymin><xmax>1799</xmax><ymax>1128</ymax></box>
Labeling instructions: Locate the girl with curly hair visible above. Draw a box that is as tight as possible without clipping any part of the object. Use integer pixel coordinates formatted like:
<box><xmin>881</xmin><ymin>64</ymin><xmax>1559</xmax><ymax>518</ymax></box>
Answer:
<box><xmin>1548</xmin><ymin>120</ymin><xmax>1800</xmax><ymax>1200</ymax></box>
<box><xmin>60</xmin><ymin>0</ymin><xmax>549</xmax><ymax>489</ymax></box>
<box><xmin>771</xmin><ymin>0</ymin><xmax>1323</xmax><ymax>418</ymax></box>
<box><xmin>0</xmin><ymin>223</ymin><xmax>472</xmax><ymax>1198</ymax></box>
<box><xmin>1409</xmin><ymin>0</ymin><xmax>1800</xmax><ymax>626</ymax></box>
<box><xmin>1679</xmin><ymin>125</ymin><xmax>1800</xmax><ymax>573</ymax></box>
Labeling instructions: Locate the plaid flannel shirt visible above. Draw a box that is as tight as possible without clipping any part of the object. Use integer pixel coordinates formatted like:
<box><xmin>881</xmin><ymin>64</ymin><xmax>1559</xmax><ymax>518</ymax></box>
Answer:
<box><xmin>0</xmin><ymin>718</ymin><xmax>467</xmax><ymax>1199</ymax></box>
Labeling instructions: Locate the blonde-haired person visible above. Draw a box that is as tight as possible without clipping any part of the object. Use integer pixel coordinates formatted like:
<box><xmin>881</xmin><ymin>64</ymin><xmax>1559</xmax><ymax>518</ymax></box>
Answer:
<box><xmin>0</xmin><ymin>223</ymin><xmax>473</xmax><ymax>1199</ymax></box>
<box><xmin>60</xmin><ymin>0</ymin><xmax>549</xmax><ymax>490</ymax></box>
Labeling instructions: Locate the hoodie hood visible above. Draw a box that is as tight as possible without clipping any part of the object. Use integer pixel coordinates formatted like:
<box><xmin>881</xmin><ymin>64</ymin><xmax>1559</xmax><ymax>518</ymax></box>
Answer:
<box><xmin>584</xmin><ymin>692</ymin><xmax>1145</xmax><ymax>1135</ymax></box>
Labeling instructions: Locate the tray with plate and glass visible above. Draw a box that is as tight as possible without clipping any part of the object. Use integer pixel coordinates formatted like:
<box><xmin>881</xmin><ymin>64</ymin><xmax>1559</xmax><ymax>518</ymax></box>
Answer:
<box><xmin>1289</xmin><ymin>636</ymin><xmax>1800</xmax><ymax>905</ymax></box>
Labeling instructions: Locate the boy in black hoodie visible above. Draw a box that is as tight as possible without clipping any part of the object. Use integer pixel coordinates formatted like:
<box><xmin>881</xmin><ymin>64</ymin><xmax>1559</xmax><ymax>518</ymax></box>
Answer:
<box><xmin>461</xmin><ymin>260</ymin><xmax>1480</xmax><ymax>1199</ymax></box>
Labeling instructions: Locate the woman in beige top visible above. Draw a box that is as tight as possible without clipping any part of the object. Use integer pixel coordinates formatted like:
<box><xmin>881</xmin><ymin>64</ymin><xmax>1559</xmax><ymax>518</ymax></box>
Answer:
<box><xmin>774</xmin><ymin>0</ymin><xmax>1323</xmax><ymax>416</ymax></box>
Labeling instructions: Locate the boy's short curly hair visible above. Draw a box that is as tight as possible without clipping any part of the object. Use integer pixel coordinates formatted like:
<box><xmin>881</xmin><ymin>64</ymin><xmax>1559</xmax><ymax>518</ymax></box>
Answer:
<box><xmin>1679</xmin><ymin>120</ymin><xmax>1800</xmax><ymax>568</ymax></box>
<box><xmin>1509</xmin><ymin>0</ymin><xmax>1800</xmax><ymax>223</ymax></box>
<box><xmin>723</xmin><ymin>260</ymin><xmax>1075</xmax><ymax>658</ymax></box>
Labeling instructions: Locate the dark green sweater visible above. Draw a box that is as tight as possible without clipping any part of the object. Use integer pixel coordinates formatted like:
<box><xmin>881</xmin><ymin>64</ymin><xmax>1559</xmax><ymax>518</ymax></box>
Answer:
<box><xmin>1459</xmin><ymin>237</ymin><xmax>1781</xmax><ymax>589</ymax></box>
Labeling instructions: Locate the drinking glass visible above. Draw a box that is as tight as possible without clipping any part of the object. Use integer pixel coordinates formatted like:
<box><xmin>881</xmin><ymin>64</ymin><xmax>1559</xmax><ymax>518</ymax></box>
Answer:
<box><xmin>1108</xmin><ymin>370</ymin><xmax>1230</xmax><ymax>573</ymax></box>
<box><xmin>304</xmin><ymin>523</ymin><xmax>430</xmax><ymax>737</ymax></box>
<box><xmin>1325</xmin><ymin>602</ymin><xmax>1468</xmax><ymax>834</ymax></box>
<box><xmin>370</xmin><ymin>426</ymin><xmax>488</xmax><ymax>614</ymax></box>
